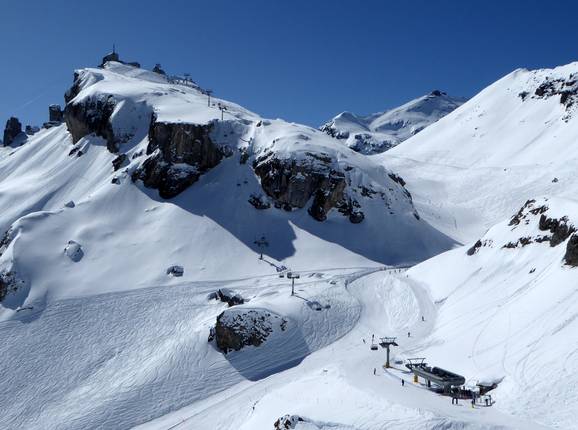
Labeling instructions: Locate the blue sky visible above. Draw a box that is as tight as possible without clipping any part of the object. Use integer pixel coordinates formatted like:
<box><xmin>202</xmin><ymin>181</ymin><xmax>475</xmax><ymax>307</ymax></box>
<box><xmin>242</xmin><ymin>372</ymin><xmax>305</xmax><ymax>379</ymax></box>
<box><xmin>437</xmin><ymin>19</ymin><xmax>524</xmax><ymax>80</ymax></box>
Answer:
<box><xmin>1</xmin><ymin>0</ymin><xmax>577</xmax><ymax>130</ymax></box>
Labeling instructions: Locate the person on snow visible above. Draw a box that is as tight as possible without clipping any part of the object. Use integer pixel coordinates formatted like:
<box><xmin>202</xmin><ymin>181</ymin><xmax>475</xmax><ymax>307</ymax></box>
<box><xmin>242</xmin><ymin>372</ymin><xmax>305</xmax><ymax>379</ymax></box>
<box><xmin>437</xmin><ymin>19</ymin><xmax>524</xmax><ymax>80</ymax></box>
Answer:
<box><xmin>407</xmin><ymin>331</ymin><xmax>411</xmax><ymax>337</ymax></box>
<box><xmin>373</xmin><ymin>368</ymin><xmax>376</xmax><ymax>375</ymax></box>
<box><xmin>401</xmin><ymin>379</ymin><xmax>405</xmax><ymax>386</ymax></box>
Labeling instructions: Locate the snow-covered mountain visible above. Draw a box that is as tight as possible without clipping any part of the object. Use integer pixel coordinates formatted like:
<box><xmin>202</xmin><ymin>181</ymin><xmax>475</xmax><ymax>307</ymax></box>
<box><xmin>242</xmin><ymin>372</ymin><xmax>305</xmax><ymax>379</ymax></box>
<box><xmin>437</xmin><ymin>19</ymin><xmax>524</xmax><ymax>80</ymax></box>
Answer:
<box><xmin>0</xmin><ymin>61</ymin><xmax>458</xmax><ymax>429</ymax></box>
<box><xmin>320</xmin><ymin>91</ymin><xmax>466</xmax><ymax>154</ymax></box>
<box><xmin>1</xmin><ymin>57</ymin><xmax>577</xmax><ymax>430</ymax></box>
<box><xmin>381</xmin><ymin>62</ymin><xmax>578</xmax><ymax>243</ymax></box>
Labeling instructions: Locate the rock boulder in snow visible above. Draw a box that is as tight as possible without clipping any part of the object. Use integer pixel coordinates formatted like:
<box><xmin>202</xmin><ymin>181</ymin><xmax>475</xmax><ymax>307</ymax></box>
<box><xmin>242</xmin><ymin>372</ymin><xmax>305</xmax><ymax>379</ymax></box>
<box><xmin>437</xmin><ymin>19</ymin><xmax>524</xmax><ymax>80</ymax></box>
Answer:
<box><xmin>215</xmin><ymin>309</ymin><xmax>287</xmax><ymax>353</ymax></box>
<box><xmin>211</xmin><ymin>288</ymin><xmax>244</xmax><ymax>307</ymax></box>
<box><xmin>64</xmin><ymin>240</ymin><xmax>84</xmax><ymax>262</ymax></box>
<box><xmin>166</xmin><ymin>265</ymin><xmax>184</xmax><ymax>277</ymax></box>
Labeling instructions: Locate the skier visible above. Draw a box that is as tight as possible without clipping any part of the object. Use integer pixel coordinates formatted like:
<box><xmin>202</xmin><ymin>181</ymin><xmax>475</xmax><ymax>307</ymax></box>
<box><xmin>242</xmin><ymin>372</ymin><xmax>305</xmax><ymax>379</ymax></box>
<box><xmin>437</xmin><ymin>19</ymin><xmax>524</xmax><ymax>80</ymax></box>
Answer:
<box><xmin>373</xmin><ymin>368</ymin><xmax>376</xmax><ymax>375</ymax></box>
<box><xmin>363</xmin><ymin>338</ymin><xmax>366</xmax><ymax>344</ymax></box>
<box><xmin>401</xmin><ymin>379</ymin><xmax>405</xmax><ymax>386</ymax></box>
<box><xmin>422</xmin><ymin>315</ymin><xmax>425</xmax><ymax>322</ymax></box>
<box><xmin>372</xmin><ymin>334</ymin><xmax>374</xmax><ymax>342</ymax></box>
<box><xmin>407</xmin><ymin>331</ymin><xmax>411</xmax><ymax>337</ymax></box>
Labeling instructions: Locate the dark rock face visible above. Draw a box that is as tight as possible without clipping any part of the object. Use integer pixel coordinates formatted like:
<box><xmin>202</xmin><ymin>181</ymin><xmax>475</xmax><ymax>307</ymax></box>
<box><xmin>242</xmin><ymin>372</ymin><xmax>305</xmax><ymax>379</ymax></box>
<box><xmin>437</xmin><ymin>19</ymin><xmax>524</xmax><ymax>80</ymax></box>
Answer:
<box><xmin>148</xmin><ymin>120</ymin><xmax>222</xmax><ymax>167</ymax></box>
<box><xmin>166</xmin><ymin>265</ymin><xmax>184</xmax><ymax>277</ymax></box>
<box><xmin>467</xmin><ymin>239</ymin><xmax>483</xmax><ymax>255</ymax></box>
<box><xmin>112</xmin><ymin>153</ymin><xmax>128</xmax><ymax>171</ymax></box>
<box><xmin>508</xmin><ymin>199</ymin><xmax>546</xmax><ymax>226</ymax></box>
<box><xmin>25</xmin><ymin>125</ymin><xmax>39</xmax><ymax>135</ymax></box>
<box><xmin>538</xmin><ymin>214</ymin><xmax>576</xmax><ymax>247</ymax></box>
<box><xmin>529</xmin><ymin>74</ymin><xmax>578</xmax><ymax>120</ymax></box>
<box><xmin>214</xmin><ymin>309</ymin><xmax>287</xmax><ymax>353</ymax></box>
<box><xmin>253</xmin><ymin>153</ymin><xmax>347</xmax><ymax>222</ymax></box>
<box><xmin>211</xmin><ymin>288</ymin><xmax>245</xmax><ymax>307</ymax></box>
<box><xmin>132</xmin><ymin>119</ymin><xmax>224</xmax><ymax>198</ymax></box>
<box><xmin>153</xmin><ymin>64</ymin><xmax>166</xmax><ymax>75</ymax></box>
<box><xmin>274</xmin><ymin>415</ymin><xmax>305</xmax><ymax>430</ymax></box>
<box><xmin>388</xmin><ymin>173</ymin><xmax>406</xmax><ymax>187</ymax></box>
<box><xmin>248</xmin><ymin>194</ymin><xmax>271</xmax><ymax>210</ymax></box>
<box><xmin>3</xmin><ymin>117</ymin><xmax>23</xmax><ymax>146</ymax></box>
<box><xmin>0</xmin><ymin>271</ymin><xmax>22</xmax><ymax>302</ymax></box>
<box><xmin>64</xmin><ymin>72</ymin><xmax>82</xmax><ymax>104</ymax></box>
<box><xmin>336</xmin><ymin>198</ymin><xmax>364</xmax><ymax>224</ymax></box>
<box><xmin>564</xmin><ymin>234</ymin><xmax>578</xmax><ymax>266</ymax></box>
<box><xmin>49</xmin><ymin>104</ymin><xmax>63</xmax><ymax>122</ymax></box>
<box><xmin>64</xmin><ymin>95</ymin><xmax>117</xmax><ymax>151</ymax></box>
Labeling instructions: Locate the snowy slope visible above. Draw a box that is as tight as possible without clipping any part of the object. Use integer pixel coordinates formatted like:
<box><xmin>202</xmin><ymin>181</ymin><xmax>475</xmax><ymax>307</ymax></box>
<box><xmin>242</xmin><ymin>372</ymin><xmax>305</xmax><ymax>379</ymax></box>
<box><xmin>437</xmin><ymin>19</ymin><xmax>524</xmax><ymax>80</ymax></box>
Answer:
<box><xmin>402</xmin><ymin>197</ymin><xmax>578</xmax><ymax>429</ymax></box>
<box><xmin>321</xmin><ymin>91</ymin><xmax>465</xmax><ymax>154</ymax></box>
<box><xmin>381</xmin><ymin>62</ymin><xmax>578</xmax><ymax>243</ymax></box>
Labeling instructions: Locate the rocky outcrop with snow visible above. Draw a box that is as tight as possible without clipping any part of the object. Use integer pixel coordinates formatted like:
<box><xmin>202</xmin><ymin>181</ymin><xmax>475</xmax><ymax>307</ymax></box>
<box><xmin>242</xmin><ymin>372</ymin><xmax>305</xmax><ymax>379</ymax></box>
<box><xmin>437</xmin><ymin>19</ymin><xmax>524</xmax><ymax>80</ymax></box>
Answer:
<box><xmin>321</xmin><ymin>91</ymin><xmax>465</xmax><ymax>154</ymax></box>
<box><xmin>3</xmin><ymin>117</ymin><xmax>25</xmax><ymax>147</ymax></box>
<box><xmin>214</xmin><ymin>308</ymin><xmax>288</xmax><ymax>353</ymax></box>
<box><xmin>132</xmin><ymin>119</ymin><xmax>226</xmax><ymax>198</ymax></box>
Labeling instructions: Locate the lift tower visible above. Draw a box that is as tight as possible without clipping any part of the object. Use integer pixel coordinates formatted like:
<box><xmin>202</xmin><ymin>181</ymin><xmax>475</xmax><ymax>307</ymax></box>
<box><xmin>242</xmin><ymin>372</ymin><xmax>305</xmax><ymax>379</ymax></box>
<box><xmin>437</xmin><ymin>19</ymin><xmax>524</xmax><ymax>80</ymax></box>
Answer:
<box><xmin>379</xmin><ymin>337</ymin><xmax>398</xmax><ymax>368</ymax></box>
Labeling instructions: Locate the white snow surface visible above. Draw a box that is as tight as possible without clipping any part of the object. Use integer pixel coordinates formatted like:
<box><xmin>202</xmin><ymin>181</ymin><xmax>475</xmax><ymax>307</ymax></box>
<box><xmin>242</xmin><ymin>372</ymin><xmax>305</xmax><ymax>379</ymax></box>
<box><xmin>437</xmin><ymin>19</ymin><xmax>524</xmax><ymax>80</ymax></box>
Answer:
<box><xmin>321</xmin><ymin>91</ymin><xmax>465</xmax><ymax>154</ymax></box>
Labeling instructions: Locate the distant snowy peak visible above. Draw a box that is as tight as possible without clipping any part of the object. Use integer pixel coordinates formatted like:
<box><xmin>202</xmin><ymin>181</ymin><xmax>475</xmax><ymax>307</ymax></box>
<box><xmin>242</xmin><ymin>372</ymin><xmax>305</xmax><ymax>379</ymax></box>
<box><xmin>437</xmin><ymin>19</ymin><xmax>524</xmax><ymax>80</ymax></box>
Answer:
<box><xmin>320</xmin><ymin>91</ymin><xmax>466</xmax><ymax>155</ymax></box>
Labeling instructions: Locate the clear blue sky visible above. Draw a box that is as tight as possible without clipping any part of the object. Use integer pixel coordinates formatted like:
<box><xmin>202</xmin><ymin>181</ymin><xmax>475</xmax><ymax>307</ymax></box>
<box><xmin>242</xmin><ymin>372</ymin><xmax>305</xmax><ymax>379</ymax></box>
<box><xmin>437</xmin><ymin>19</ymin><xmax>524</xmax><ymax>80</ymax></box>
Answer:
<box><xmin>1</xmin><ymin>0</ymin><xmax>577</xmax><ymax>130</ymax></box>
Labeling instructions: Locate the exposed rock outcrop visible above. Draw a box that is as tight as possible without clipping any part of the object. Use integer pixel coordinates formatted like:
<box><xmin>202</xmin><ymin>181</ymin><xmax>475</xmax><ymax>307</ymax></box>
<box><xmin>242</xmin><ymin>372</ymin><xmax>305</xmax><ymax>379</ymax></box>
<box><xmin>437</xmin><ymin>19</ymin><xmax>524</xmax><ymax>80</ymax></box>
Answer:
<box><xmin>64</xmin><ymin>95</ymin><xmax>117</xmax><ymax>151</ymax></box>
<box><xmin>248</xmin><ymin>193</ymin><xmax>271</xmax><ymax>210</ymax></box>
<box><xmin>528</xmin><ymin>73</ymin><xmax>578</xmax><ymax>120</ymax></box>
<box><xmin>132</xmin><ymin>118</ymin><xmax>224</xmax><ymax>198</ymax></box>
<box><xmin>538</xmin><ymin>214</ymin><xmax>576</xmax><ymax>247</ymax></box>
<box><xmin>253</xmin><ymin>152</ymin><xmax>348</xmax><ymax>222</ymax></box>
<box><xmin>3</xmin><ymin>117</ymin><xmax>24</xmax><ymax>146</ymax></box>
<box><xmin>112</xmin><ymin>153</ymin><xmax>128</xmax><ymax>171</ymax></box>
<box><xmin>49</xmin><ymin>104</ymin><xmax>63</xmax><ymax>122</ymax></box>
<box><xmin>0</xmin><ymin>271</ymin><xmax>24</xmax><ymax>303</ymax></box>
<box><xmin>214</xmin><ymin>309</ymin><xmax>287</xmax><ymax>353</ymax></box>
<box><xmin>274</xmin><ymin>415</ymin><xmax>305</xmax><ymax>430</ymax></box>
<box><xmin>564</xmin><ymin>234</ymin><xmax>578</xmax><ymax>266</ymax></box>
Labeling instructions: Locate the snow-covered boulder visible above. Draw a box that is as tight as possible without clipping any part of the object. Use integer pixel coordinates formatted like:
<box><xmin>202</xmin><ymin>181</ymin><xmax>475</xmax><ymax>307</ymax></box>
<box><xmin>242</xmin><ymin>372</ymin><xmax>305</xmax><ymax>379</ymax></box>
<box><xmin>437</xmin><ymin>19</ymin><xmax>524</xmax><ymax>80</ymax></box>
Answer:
<box><xmin>64</xmin><ymin>240</ymin><xmax>84</xmax><ymax>262</ymax></box>
<box><xmin>215</xmin><ymin>308</ymin><xmax>287</xmax><ymax>353</ymax></box>
<box><xmin>273</xmin><ymin>415</ymin><xmax>355</xmax><ymax>430</ymax></box>
<box><xmin>212</xmin><ymin>288</ymin><xmax>245</xmax><ymax>307</ymax></box>
<box><xmin>166</xmin><ymin>265</ymin><xmax>184</xmax><ymax>277</ymax></box>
